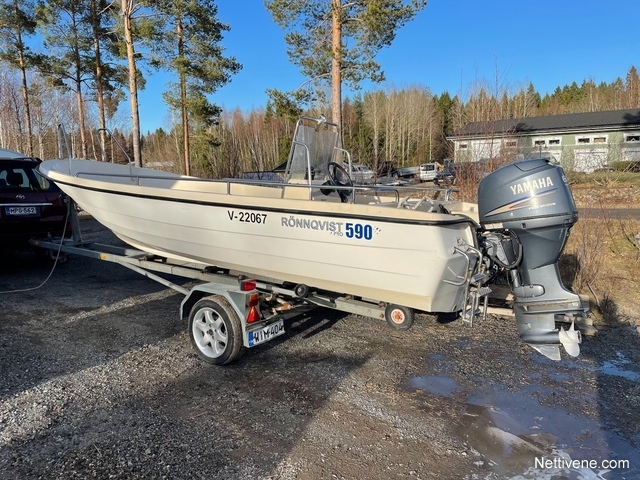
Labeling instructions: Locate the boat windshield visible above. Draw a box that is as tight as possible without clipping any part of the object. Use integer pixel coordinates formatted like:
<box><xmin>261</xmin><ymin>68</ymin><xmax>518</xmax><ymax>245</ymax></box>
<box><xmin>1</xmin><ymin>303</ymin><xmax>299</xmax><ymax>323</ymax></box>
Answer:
<box><xmin>284</xmin><ymin>117</ymin><xmax>341</xmax><ymax>183</ymax></box>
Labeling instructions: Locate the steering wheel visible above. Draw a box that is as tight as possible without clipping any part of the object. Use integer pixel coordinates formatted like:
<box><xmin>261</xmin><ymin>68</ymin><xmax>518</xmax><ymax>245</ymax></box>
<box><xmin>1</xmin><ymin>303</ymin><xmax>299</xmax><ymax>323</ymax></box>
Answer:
<box><xmin>326</xmin><ymin>162</ymin><xmax>353</xmax><ymax>203</ymax></box>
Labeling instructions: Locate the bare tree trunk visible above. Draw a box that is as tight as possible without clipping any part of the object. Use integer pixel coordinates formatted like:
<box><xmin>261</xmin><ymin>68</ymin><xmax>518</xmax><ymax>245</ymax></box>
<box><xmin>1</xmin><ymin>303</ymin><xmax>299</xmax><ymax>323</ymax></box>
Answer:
<box><xmin>177</xmin><ymin>16</ymin><xmax>190</xmax><ymax>175</ymax></box>
<box><xmin>75</xmin><ymin>79</ymin><xmax>88</xmax><ymax>158</ymax></box>
<box><xmin>366</xmin><ymin>92</ymin><xmax>383</xmax><ymax>168</ymax></box>
<box><xmin>13</xmin><ymin>0</ymin><xmax>33</xmax><ymax>156</ymax></box>
<box><xmin>91</xmin><ymin>0</ymin><xmax>107</xmax><ymax>161</ymax></box>
<box><xmin>122</xmin><ymin>0</ymin><xmax>142</xmax><ymax>167</ymax></box>
<box><xmin>331</xmin><ymin>0</ymin><xmax>342</xmax><ymax>133</ymax></box>
<box><xmin>9</xmin><ymin>85</ymin><xmax>23</xmax><ymax>151</ymax></box>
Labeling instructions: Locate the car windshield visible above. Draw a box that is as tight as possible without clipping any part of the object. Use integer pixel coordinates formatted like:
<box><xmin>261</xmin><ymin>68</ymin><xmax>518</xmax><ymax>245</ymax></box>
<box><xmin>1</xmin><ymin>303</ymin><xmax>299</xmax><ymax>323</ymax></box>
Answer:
<box><xmin>0</xmin><ymin>161</ymin><xmax>56</xmax><ymax>192</ymax></box>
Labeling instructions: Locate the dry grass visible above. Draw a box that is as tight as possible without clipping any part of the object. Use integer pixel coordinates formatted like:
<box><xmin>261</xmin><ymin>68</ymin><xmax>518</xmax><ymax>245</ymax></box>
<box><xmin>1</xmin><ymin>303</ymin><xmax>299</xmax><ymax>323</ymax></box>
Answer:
<box><xmin>569</xmin><ymin>173</ymin><xmax>640</xmax><ymax>208</ymax></box>
<box><xmin>562</xmin><ymin>193</ymin><xmax>640</xmax><ymax>326</ymax></box>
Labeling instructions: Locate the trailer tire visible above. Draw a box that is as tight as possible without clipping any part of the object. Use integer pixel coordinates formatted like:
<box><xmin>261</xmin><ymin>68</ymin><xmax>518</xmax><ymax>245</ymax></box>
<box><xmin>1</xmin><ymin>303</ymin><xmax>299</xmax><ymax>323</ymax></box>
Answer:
<box><xmin>385</xmin><ymin>304</ymin><xmax>414</xmax><ymax>330</ymax></box>
<box><xmin>188</xmin><ymin>296</ymin><xmax>245</xmax><ymax>365</ymax></box>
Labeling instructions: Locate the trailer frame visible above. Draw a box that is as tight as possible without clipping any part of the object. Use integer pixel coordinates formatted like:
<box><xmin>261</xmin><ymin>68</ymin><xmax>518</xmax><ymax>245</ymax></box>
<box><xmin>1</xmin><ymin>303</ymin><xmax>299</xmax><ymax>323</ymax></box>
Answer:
<box><xmin>31</xmin><ymin>203</ymin><xmax>409</xmax><ymax>364</ymax></box>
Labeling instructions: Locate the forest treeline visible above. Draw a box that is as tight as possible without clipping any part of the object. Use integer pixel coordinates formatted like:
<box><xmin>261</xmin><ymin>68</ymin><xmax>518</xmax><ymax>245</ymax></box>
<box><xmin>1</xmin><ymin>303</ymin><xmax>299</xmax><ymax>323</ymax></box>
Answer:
<box><xmin>1</xmin><ymin>2</ymin><xmax>639</xmax><ymax>178</ymax></box>
<box><xmin>147</xmin><ymin>66</ymin><xmax>640</xmax><ymax>178</ymax></box>
<box><xmin>1</xmin><ymin>62</ymin><xmax>639</xmax><ymax>178</ymax></box>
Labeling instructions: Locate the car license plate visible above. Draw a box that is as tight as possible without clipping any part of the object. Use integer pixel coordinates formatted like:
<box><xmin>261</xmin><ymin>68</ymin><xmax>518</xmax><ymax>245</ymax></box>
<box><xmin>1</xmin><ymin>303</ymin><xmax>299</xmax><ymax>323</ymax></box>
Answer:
<box><xmin>247</xmin><ymin>319</ymin><xmax>285</xmax><ymax>347</ymax></box>
<box><xmin>6</xmin><ymin>206</ymin><xmax>37</xmax><ymax>216</ymax></box>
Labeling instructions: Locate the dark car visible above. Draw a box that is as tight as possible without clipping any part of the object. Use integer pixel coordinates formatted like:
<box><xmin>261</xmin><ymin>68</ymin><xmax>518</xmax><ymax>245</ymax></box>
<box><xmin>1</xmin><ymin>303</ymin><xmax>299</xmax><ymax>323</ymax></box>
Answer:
<box><xmin>433</xmin><ymin>167</ymin><xmax>456</xmax><ymax>186</ymax></box>
<box><xmin>0</xmin><ymin>149</ymin><xmax>69</xmax><ymax>247</ymax></box>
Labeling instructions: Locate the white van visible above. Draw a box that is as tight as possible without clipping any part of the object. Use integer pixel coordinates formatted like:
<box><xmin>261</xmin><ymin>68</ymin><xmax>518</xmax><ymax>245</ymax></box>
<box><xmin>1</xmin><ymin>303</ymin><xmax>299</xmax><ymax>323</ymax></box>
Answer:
<box><xmin>418</xmin><ymin>162</ymin><xmax>439</xmax><ymax>182</ymax></box>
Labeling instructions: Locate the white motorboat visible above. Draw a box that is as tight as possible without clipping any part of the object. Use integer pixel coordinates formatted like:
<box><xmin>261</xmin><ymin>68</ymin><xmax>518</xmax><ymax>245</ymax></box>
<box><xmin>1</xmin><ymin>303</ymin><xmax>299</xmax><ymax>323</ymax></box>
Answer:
<box><xmin>39</xmin><ymin>116</ymin><xmax>588</xmax><ymax>360</ymax></box>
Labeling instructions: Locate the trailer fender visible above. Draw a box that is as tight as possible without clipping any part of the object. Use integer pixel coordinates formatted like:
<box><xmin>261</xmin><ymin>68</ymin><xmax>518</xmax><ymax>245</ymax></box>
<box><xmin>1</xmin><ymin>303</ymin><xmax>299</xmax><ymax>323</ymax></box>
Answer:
<box><xmin>180</xmin><ymin>283</ymin><xmax>251</xmax><ymax>322</ymax></box>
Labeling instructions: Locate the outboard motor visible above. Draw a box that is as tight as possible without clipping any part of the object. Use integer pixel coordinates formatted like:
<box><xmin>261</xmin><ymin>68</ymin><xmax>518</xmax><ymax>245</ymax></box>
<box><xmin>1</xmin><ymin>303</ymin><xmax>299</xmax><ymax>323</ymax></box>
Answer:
<box><xmin>478</xmin><ymin>158</ymin><xmax>588</xmax><ymax>360</ymax></box>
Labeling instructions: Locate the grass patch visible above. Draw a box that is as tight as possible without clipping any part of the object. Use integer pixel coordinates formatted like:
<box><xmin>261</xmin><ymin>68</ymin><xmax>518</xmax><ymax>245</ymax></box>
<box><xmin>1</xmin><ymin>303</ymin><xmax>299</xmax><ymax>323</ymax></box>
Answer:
<box><xmin>562</xmin><ymin>207</ymin><xmax>640</xmax><ymax>324</ymax></box>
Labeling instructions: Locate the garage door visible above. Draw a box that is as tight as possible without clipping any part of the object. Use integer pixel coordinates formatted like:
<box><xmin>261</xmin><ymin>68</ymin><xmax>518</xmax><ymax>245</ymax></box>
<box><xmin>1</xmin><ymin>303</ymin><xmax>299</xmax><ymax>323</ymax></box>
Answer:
<box><xmin>574</xmin><ymin>149</ymin><xmax>607</xmax><ymax>173</ymax></box>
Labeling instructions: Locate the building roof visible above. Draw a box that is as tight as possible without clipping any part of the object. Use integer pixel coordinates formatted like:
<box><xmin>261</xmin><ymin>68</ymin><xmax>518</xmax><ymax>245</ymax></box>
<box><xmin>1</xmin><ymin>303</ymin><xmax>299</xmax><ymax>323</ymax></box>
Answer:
<box><xmin>449</xmin><ymin>108</ymin><xmax>640</xmax><ymax>139</ymax></box>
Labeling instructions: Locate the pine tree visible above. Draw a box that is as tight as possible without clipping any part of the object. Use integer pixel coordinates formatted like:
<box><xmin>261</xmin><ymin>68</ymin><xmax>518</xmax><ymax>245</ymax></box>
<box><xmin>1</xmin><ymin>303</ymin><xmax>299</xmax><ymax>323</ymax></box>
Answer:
<box><xmin>36</xmin><ymin>0</ymin><xmax>94</xmax><ymax>158</ymax></box>
<box><xmin>265</xmin><ymin>0</ymin><xmax>426</xmax><ymax>129</ymax></box>
<box><xmin>0</xmin><ymin>0</ymin><xmax>37</xmax><ymax>155</ymax></box>
<box><xmin>156</xmin><ymin>0</ymin><xmax>241</xmax><ymax>175</ymax></box>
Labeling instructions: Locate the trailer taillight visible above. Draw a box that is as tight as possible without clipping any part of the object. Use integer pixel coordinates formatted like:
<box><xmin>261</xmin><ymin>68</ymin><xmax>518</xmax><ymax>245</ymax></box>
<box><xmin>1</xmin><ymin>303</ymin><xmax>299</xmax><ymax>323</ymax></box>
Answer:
<box><xmin>247</xmin><ymin>306</ymin><xmax>260</xmax><ymax>323</ymax></box>
<box><xmin>248</xmin><ymin>292</ymin><xmax>259</xmax><ymax>307</ymax></box>
<box><xmin>246</xmin><ymin>292</ymin><xmax>260</xmax><ymax>323</ymax></box>
<box><xmin>240</xmin><ymin>279</ymin><xmax>257</xmax><ymax>291</ymax></box>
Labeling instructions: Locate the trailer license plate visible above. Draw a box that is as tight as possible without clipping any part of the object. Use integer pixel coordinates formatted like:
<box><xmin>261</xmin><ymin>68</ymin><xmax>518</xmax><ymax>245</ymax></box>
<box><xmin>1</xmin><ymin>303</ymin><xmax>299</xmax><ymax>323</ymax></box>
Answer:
<box><xmin>247</xmin><ymin>320</ymin><xmax>285</xmax><ymax>347</ymax></box>
<box><xmin>6</xmin><ymin>206</ymin><xmax>37</xmax><ymax>215</ymax></box>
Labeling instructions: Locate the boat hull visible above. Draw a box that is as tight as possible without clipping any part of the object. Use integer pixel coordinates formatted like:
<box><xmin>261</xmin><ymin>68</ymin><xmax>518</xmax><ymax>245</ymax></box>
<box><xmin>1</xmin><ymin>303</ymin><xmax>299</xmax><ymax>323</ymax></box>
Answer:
<box><xmin>40</xmin><ymin>159</ymin><xmax>478</xmax><ymax>313</ymax></box>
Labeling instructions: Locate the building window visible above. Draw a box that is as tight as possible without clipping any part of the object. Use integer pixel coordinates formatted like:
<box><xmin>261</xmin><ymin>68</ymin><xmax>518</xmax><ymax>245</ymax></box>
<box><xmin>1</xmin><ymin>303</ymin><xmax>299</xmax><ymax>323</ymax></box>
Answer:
<box><xmin>593</xmin><ymin>137</ymin><xmax>607</xmax><ymax>143</ymax></box>
<box><xmin>459</xmin><ymin>143</ymin><xmax>468</xmax><ymax>150</ymax></box>
<box><xmin>548</xmin><ymin>139</ymin><xmax>560</xmax><ymax>145</ymax></box>
<box><xmin>505</xmin><ymin>141</ymin><xmax>517</xmax><ymax>147</ymax></box>
<box><xmin>577</xmin><ymin>137</ymin><xmax>591</xmax><ymax>144</ymax></box>
<box><xmin>534</xmin><ymin>140</ymin><xmax>545</xmax><ymax>147</ymax></box>
<box><xmin>626</xmin><ymin>134</ymin><xmax>640</xmax><ymax>142</ymax></box>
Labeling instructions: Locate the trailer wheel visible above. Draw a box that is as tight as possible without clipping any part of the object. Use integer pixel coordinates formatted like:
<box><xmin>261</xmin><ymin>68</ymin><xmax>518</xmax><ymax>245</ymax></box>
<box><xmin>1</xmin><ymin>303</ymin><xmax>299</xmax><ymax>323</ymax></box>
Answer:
<box><xmin>188</xmin><ymin>296</ymin><xmax>245</xmax><ymax>365</ymax></box>
<box><xmin>385</xmin><ymin>304</ymin><xmax>414</xmax><ymax>330</ymax></box>
<box><xmin>294</xmin><ymin>283</ymin><xmax>309</xmax><ymax>298</ymax></box>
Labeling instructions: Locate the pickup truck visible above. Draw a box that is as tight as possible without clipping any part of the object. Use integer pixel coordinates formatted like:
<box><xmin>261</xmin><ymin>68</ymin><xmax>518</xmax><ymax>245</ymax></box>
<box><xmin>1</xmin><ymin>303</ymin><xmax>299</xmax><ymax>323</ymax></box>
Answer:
<box><xmin>350</xmin><ymin>164</ymin><xmax>375</xmax><ymax>184</ymax></box>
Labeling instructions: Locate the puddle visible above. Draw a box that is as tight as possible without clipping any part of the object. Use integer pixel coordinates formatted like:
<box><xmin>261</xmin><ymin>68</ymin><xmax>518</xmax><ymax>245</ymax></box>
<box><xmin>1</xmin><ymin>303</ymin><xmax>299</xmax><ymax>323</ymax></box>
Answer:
<box><xmin>410</xmin><ymin>351</ymin><xmax>640</xmax><ymax>479</ymax></box>
<box><xmin>599</xmin><ymin>352</ymin><xmax>640</xmax><ymax>383</ymax></box>
<box><xmin>459</xmin><ymin>385</ymin><xmax>639</xmax><ymax>479</ymax></box>
<box><xmin>406</xmin><ymin>375</ymin><xmax>458</xmax><ymax>397</ymax></box>
<box><xmin>427</xmin><ymin>353</ymin><xmax>446</xmax><ymax>363</ymax></box>
<box><xmin>548</xmin><ymin>372</ymin><xmax>570</xmax><ymax>382</ymax></box>
<box><xmin>531</xmin><ymin>350</ymin><xmax>640</xmax><ymax>384</ymax></box>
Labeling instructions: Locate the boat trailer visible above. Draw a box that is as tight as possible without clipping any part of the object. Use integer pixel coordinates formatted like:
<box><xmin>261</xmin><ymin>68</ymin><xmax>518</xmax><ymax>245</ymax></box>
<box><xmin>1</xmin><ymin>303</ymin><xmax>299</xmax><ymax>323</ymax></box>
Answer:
<box><xmin>32</xmin><ymin>205</ymin><xmax>426</xmax><ymax>365</ymax></box>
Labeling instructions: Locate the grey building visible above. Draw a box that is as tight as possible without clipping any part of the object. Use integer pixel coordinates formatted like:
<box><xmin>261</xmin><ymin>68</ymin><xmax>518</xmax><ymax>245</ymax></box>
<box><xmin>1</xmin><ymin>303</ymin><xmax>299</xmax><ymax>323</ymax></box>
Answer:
<box><xmin>447</xmin><ymin>109</ymin><xmax>640</xmax><ymax>172</ymax></box>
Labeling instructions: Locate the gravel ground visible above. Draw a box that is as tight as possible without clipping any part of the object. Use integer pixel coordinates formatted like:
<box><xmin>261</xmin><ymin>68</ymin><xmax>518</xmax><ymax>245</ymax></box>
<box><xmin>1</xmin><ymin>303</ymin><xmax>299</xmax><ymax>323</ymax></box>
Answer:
<box><xmin>1</xmin><ymin>215</ymin><xmax>639</xmax><ymax>479</ymax></box>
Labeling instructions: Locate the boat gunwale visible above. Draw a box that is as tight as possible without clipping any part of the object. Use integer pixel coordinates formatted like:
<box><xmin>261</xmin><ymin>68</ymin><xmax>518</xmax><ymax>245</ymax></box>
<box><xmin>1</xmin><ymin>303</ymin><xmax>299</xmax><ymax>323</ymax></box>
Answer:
<box><xmin>67</xmin><ymin>166</ymin><xmax>465</xmax><ymax>203</ymax></box>
<box><xmin>45</xmin><ymin>157</ymin><xmax>460</xmax><ymax>202</ymax></box>
<box><xmin>48</xmin><ymin>174</ymin><xmax>479</xmax><ymax>228</ymax></box>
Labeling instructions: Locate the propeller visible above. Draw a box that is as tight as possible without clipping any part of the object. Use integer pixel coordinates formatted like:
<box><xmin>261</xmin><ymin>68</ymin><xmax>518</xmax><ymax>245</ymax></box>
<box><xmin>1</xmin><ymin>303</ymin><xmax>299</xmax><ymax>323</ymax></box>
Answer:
<box><xmin>559</xmin><ymin>321</ymin><xmax>582</xmax><ymax>357</ymax></box>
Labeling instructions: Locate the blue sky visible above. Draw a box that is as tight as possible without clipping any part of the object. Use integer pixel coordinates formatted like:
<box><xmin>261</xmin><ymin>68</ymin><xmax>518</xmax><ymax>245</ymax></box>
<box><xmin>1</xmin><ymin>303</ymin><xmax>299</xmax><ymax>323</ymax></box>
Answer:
<box><xmin>137</xmin><ymin>0</ymin><xmax>640</xmax><ymax>133</ymax></box>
